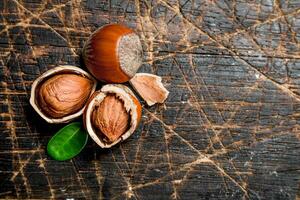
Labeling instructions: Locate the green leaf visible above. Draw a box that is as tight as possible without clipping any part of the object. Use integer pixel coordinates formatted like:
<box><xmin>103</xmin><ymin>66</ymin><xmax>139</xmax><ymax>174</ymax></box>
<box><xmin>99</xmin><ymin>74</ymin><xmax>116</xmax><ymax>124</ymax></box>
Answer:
<box><xmin>47</xmin><ymin>122</ymin><xmax>88</xmax><ymax>161</ymax></box>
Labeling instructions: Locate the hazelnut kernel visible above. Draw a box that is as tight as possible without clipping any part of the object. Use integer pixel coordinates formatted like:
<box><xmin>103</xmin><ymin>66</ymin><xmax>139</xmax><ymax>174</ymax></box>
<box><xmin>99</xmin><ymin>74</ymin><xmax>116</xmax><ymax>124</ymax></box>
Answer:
<box><xmin>92</xmin><ymin>94</ymin><xmax>130</xmax><ymax>143</ymax></box>
<box><xmin>38</xmin><ymin>74</ymin><xmax>93</xmax><ymax>118</ymax></box>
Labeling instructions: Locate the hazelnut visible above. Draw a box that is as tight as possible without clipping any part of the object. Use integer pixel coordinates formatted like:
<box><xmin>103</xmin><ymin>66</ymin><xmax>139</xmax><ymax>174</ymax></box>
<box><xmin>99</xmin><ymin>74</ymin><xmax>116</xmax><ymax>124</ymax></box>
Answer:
<box><xmin>82</xmin><ymin>24</ymin><xmax>143</xmax><ymax>83</ymax></box>
<box><xmin>30</xmin><ymin>65</ymin><xmax>97</xmax><ymax>123</ymax></box>
<box><xmin>130</xmin><ymin>73</ymin><xmax>169</xmax><ymax>106</ymax></box>
<box><xmin>38</xmin><ymin>74</ymin><xmax>93</xmax><ymax>118</ymax></box>
<box><xmin>84</xmin><ymin>84</ymin><xmax>142</xmax><ymax>148</ymax></box>
<box><xmin>92</xmin><ymin>94</ymin><xmax>130</xmax><ymax>142</ymax></box>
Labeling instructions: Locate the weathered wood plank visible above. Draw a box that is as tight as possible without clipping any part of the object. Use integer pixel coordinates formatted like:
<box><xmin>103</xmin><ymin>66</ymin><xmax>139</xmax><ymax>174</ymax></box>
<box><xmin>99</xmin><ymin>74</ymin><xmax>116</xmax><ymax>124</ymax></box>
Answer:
<box><xmin>0</xmin><ymin>0</ymin><xmax>300</xmax><ymax>199</ymax></box>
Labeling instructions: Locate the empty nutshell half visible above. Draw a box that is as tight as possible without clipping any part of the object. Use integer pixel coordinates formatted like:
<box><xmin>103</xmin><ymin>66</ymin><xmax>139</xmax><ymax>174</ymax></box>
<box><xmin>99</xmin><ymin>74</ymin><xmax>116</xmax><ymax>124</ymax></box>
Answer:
<box><xmin>130</xmin><ymin>73</ymin><xmax>169</xmax><ymax>106</ymax></box>
<box><xmin>83</xmin><ymin>84</ymin><xmax>142</xmax><ymax>148</ymax></box>
<box><xmin>30</xmin><ymin>65</ymin><xmax>97</xmax><ymax>123</ymax></box>
<box><xmin>82</xmin><ymin>24</ymin><xmax>143</xmax><ymax>83</ymax></box>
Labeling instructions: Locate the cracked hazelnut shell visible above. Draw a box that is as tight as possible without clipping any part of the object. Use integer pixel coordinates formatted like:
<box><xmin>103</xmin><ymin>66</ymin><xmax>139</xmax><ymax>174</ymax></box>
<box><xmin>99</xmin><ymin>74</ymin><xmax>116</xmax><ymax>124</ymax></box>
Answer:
<box><xmin>82</xmin><ymin>24</ymin><xmax>143</xmax><ymax>83</ymax></box>
<box><xmin>30</xmin><ymin>65</ymin><xmax>97</xmax><ymax>123</ymax></box>
<box><xmin>130</xmin><ymin>73</ymin><xmax>169</xmax><ymax>106</ymax></box>
<box><xmin>83</xmin><ymin>84</ymin><xmax>142</xmax><ymax>148</ymax></box>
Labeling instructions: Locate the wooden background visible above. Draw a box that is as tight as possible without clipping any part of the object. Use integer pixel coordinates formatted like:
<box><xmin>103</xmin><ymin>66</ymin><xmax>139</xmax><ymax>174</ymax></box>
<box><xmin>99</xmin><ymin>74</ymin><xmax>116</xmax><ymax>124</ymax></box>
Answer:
<box><xmin>1</xmin><ymin>0</ymin><xmax>300</xmax><ymax>199</ymax></box>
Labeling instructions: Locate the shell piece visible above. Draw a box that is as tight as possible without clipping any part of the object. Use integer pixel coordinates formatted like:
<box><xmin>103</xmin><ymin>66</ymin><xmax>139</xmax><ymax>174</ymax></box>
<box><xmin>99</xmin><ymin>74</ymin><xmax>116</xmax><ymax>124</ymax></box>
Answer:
<box><xmin>130</xmin><ymin>73</ymin><xmax>169</xmax><ymax>106</ymax></box>
<box><xmin>82</xmin><ymin>24</ymin><xmax>143</xmax><ymax>83</ymax></box>
<box><xmin>30</xmin><ymin>65</ymin><xmax>97</xmax><ymax>123</ymax></box>
<box><xmin>84</xmin><ymin>84</ymin><xmax>142</xmax><ymax>148</ymax></box>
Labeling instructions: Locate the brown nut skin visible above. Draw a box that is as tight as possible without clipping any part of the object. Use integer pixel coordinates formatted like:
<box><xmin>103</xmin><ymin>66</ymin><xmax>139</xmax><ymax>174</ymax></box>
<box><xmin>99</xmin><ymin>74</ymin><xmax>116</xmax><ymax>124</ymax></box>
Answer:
<box><xmin>82</xmin><ymin>24</ymin><xmax>143</xmax><ymax>83</ymax></box>
<box><xmin>38</xmin><ymin>74</ymin><xmax>93</xmax><ymax>118</ymax></box>
<box><xmin>30</xmin><ymin>65</ymin><xmax>97</xmax><ymax>124</ymax></box>
<box><xmin>92</xmin><ymin>94</ymin><xmax>130</xmax><ymax>142</ymax></box>
<box><xmin>83</xmin><ymin>84</ymin><xmax>142</xmax><ymax>148</ymax></box>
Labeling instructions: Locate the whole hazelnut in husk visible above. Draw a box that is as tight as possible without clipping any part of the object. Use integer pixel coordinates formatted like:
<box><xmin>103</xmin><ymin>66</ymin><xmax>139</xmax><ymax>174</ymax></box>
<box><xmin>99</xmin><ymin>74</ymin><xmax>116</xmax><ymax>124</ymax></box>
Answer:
<box><xmin>84</xmin><ymin>84</ymin><xmax>142</xmax><ymax>148</ymax></box>
<box><xmin>30</xmin><ymin>65</ymin><xmax>97</xmax><ymax>123</ymax></box>
<box><xmin>82</xmin><ymin>24</ymin><xmax>143</xmax><ymax>83</ymax></box>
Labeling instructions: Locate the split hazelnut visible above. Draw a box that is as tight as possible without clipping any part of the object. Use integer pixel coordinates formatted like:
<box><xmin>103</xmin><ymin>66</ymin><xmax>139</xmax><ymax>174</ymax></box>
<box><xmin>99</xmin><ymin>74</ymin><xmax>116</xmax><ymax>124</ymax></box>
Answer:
<box><xmin>82</xmin><ymin>24</ymin><xmax>143</xmax><ymax>83</ymax></box>
<box><xmin>84</xmin><ymin>84</ymin><xmax>142</xmax><ymax>148</ymax></box>
<box><xmin>30</xmin><ymin>65</ymin><xmax>97</xmax><ymax>123</ymax></box>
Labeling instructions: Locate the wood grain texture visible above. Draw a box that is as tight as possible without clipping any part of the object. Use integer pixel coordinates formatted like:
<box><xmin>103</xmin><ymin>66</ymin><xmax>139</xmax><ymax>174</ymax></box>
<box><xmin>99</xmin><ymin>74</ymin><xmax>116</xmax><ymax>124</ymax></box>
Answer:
<box><xmin>0</xmin><ymin>0</ymin><xmax>300</xmax><ymax>199</ymax></box>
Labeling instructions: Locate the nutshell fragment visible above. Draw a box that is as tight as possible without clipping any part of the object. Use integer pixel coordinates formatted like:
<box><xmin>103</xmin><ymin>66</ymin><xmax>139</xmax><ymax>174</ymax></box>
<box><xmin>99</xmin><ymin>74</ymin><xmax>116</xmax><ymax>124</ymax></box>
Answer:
<box><xmin>130</xmin><ymin>73</ymin><xmax>169</xmax><ymax>106</ymax></box>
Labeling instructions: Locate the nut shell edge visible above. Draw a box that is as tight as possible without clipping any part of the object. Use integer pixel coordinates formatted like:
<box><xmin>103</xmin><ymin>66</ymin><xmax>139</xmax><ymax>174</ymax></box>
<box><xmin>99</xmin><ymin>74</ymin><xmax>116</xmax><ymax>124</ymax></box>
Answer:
<box><xmin>30</xmin><ymin>65</ymin><xmax>97</xmax><ymax>123</ymax></box>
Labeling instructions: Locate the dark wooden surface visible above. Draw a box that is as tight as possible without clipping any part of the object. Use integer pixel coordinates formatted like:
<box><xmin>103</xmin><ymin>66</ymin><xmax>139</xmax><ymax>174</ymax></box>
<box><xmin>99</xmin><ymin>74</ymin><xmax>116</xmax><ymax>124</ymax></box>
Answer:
<box><xmin>1</xmin><ymin>0</ymin><xmax>300</xmax><ymax>199</ymax></box>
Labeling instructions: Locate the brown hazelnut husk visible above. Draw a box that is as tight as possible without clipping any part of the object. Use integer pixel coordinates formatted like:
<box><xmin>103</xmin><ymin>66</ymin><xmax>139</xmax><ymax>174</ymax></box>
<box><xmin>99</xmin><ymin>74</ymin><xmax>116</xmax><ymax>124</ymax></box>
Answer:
<box><xmin>84</xmin><ymin>84</ymin><xmax>142</xmax><ymax>148</ymax></box>
<box><xmin>30</xmin><ymin>65</ymin><xmax>97</xmax><ymax>123</ymax></box>
<box><xmin>82</xmin><ymin>24</ymin><xmax>143</xmax><ymax>83</ymax></box>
